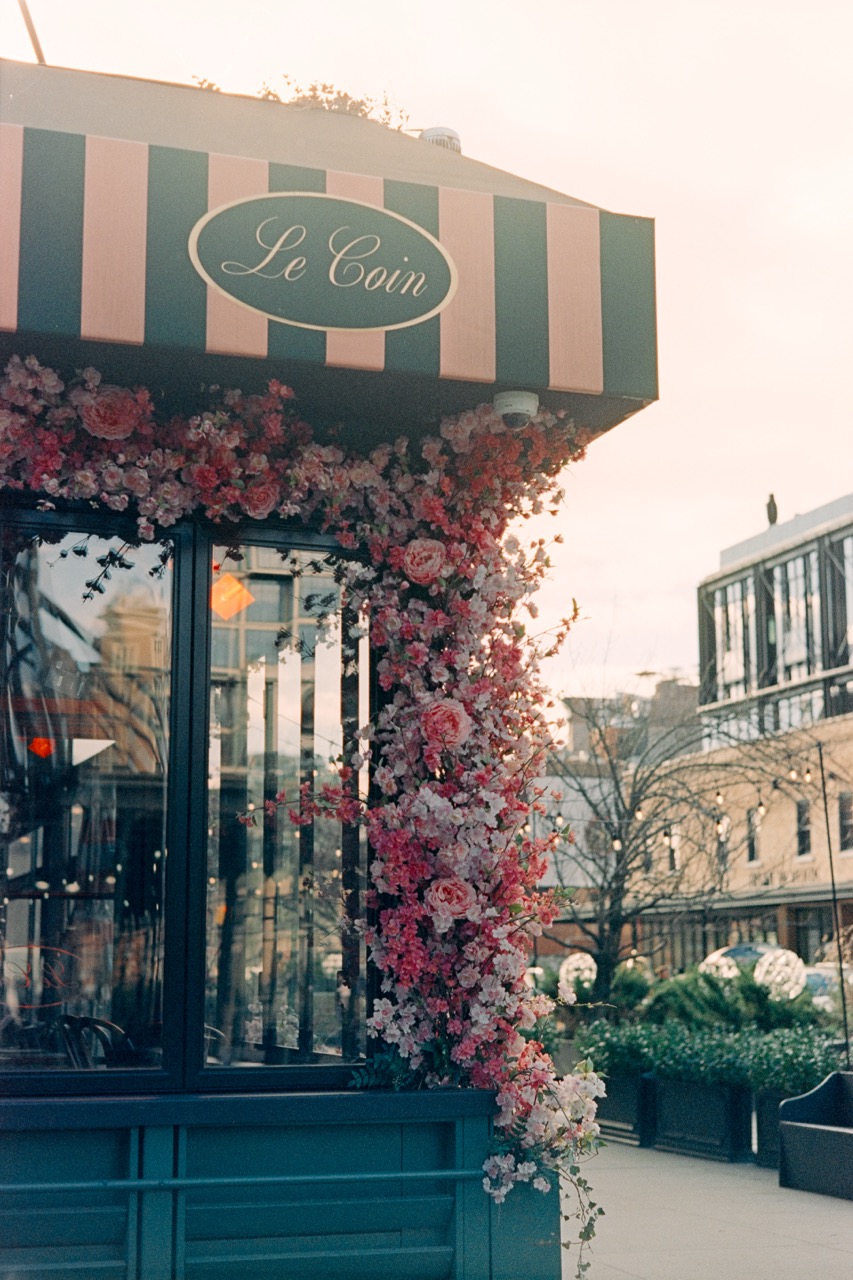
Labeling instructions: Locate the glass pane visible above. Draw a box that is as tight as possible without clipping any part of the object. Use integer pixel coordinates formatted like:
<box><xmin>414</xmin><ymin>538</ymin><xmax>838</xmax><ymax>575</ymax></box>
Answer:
<box><xmin>205</xmin><ymin>546</ymin><xmax>367</xmax><ymax>1068</ymax></box>
<box><xmin>0</xmin><ymin>526</ymin><xmax>172</xmax><ymax>1070</ymax></box>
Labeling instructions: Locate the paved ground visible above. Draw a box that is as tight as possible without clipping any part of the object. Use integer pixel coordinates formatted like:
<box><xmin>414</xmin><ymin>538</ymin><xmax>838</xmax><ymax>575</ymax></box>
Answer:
<box><xmin>563</xmin><ymin>1143</ymin><xmax>853</xmax><ymax>1280</ymax></box>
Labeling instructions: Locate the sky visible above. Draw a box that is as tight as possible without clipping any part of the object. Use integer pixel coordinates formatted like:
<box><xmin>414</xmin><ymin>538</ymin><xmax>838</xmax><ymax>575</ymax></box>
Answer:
<box><xmin>3</xmin><ymin>0</ymin><xmax>852</xmax><ymax>700</ymax></box>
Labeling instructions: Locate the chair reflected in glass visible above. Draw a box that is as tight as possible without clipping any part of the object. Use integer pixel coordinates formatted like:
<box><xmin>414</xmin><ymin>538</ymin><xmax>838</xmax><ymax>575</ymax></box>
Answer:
<box><xmin>57</xmin><ymin>1014</ymin><xmax>141</xmax><ymax>1069</ymax></box>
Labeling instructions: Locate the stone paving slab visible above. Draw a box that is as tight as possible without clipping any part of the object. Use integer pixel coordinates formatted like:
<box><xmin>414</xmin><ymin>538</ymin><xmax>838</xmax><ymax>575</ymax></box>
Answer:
<box><xmin>562</xmin><ymin>1143</ymin><xmax>853</xmax><ymax>1280</ymax></box>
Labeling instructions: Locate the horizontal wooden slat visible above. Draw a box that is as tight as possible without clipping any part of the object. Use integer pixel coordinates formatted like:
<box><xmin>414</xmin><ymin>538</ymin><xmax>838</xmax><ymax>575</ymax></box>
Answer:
<box><xmin>184</xmin><ymin>1243</ymin><xmax>454</xmax><ymax>1280</ymax></box>
<box><xmin>0</xmin><ymin>1204</ymin><xmax>126</xmax><ymax>1248</ymax></box>
<box><xmin>186</xmin><ymin>1193</ymin><xmax>454</xmax><ymax>1240</ymax></box>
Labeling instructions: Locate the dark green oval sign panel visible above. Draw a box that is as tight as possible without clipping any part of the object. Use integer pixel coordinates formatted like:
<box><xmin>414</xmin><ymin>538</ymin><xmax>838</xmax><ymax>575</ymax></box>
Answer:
<box><xmin>189</xmin><ymin>192</ymin><xmax>458</xmax><ymax>331</ymax></box>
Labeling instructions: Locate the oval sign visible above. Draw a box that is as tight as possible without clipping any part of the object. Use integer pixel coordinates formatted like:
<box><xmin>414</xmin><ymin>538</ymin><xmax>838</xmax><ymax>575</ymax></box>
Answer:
<box><xmin>189</xmin><ymin>192</ymin><xmax>458</xmax><ymax>332</ymax></box>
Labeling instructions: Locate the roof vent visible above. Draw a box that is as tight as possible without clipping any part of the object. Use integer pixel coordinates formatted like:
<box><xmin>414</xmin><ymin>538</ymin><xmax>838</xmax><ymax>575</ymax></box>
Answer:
<box><xmin>419</xmin><ymin>126</ymin><xmax>462</xmax><ymax>155</ymax></box>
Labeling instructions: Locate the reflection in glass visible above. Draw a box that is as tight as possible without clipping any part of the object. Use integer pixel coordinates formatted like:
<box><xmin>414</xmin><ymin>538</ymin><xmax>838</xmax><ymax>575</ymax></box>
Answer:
<box><xmin>0</xmin><ymin>526</ymin><xmax>172</xmax><ymax>1069</ymax></box>
<box><xmin>205</xmin><ymin>545</ymin><xmax>367</xmax><ymax>1067</ymax></box>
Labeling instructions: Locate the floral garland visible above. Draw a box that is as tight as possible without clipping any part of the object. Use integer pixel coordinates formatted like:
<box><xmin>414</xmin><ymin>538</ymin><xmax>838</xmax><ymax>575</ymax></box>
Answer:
<box><xmin>0</xmin><ymin>354</ymin><xmax>604</xmax><ymax>1263</ymax></box>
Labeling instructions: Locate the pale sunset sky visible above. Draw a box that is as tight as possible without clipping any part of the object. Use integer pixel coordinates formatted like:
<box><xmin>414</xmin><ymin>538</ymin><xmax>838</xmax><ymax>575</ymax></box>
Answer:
<box><xmin>2</xmin><ymin>0</ymin><xmax>851</xmax><ymax>698</ymax></box>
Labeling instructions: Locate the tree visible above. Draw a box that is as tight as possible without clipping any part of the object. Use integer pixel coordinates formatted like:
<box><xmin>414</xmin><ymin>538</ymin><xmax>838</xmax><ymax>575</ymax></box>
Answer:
<box><xmin>539</xmin><ymin>681</ymin><xmax>807</xmax><ymax>1002</ymax></box>
<box><xmin>193</xmin><ymin>74</ymin><xmax>409</xmax><ymax>130</ymax></box>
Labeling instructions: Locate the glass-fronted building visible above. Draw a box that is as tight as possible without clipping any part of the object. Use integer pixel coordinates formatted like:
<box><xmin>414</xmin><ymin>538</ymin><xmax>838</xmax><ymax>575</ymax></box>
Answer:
<box><xmin>699</xmin><ymin>493</ymin><xmax>853</xmax><ymax>734</ymax></box>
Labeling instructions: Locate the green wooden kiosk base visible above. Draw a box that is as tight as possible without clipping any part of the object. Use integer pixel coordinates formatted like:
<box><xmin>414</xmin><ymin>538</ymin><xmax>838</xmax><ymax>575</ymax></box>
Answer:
<box><xmin>0</xmin><ymin>1089</ymin><xmax>561</xmax><ymax>1280</ymax></box>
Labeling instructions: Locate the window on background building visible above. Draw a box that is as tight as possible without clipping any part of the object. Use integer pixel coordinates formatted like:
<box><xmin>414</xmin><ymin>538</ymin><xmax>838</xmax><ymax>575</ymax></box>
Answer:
<box><xmin>826</xmin><ymin>534</ymin><xmax>853</xmax><ymax>670</ymax></box>
<box><xmin>711</xmin><ymin>575</ymin><xmax>757</xmax><ymax>701</ymax></box>
<box><xmin>796</xmin><ymin>799</ymin><xmax>811</xmax><ymax>858</ymax></box>
<box><xmin>773</xmin><ymin>550</ymin><xmax>822</xmax><ymax>685</ymax></box>
<box><xmin>772</xmin><ymin>687</ymin><xmax>824</xmax><ymax>732</ymax></box>
<box><xmin>746</xmin><ymin>808</ymin><xmax>760</xmax><ymax>862</ymax></box>
<box><xmin>840</xmin><ymin>792</ymin><xmax>853</xmax><ymax>852</ymax></box>
<box><xmin>0</xmin><ymin>521</ymin><xmax>172</xmax><ymax>1071</ymax></box>
<box><xmin>715</xmin><ymin>814</ymin><xmax>730</xmax><ymax>876</ymax></box>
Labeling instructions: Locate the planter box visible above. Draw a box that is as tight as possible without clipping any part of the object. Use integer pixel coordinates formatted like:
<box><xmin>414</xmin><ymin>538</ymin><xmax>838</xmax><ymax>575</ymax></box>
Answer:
<box><xmin>597</xmin><ymin>1074</ymin><xmax>656</xmax><ymax>1147</ymax></box>
<box><xmin>653</xmin><ymin>1079</ymin><xmax>752</xmax><ymax>1162</ymax></box>
<box><xmin>754</xmin><ymin>1089</ymin><xmax>788</xmax><ymax>1169</ymax></box>
<box><xmin>779</xmin><ymin>1071</ymin><xmax>853</xmax><ymax>1200</ymax></box>
<box><xmin>0</xmin><ymin>1090</ymin><xmax>562</xmax><ymax>1280</ymax></box>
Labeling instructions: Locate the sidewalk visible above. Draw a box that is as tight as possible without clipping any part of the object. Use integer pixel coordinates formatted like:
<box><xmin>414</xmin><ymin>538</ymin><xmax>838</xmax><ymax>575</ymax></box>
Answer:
<box><xmin>564</xmin><ymin>1143</ymin><xmax>853</xmax><ymax>1280</ymax></box>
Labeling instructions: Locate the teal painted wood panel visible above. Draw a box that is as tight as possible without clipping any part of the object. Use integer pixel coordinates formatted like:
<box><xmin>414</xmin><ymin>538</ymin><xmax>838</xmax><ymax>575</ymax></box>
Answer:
<box><xmin>493</xmin><ymin>196</ymin><xmax>550</xmax><ymax>389</ymax></box>
<box><xmin>0</xmin><ymin>1095</ymin><xmax>561</xmax><ymax>1279</ymax></box>
<box><xmin>183</xmin><ymin>1244</ymin><xmax>455</xmax><ymax>1280</ymax></box>
<box><xmin>18</xmin><ymin>129</ymin><xmax>84</xmax><ymax>336</ymax></box>
<box><xmin>145</xmin><ymin>145</ymin><xmax>209</xmax><ymax>350</ymax></box>
<box><xmin>489</xmin><ymin>1181</ymin><xmax>562</xmax><ymax>1280</ymax></box>
<box><xmin>600</xmin><ymin>211</ymin><xmax>658</xmax><ymax>400</ymax></box>
<box><xmin>267</xmin><ymin>163</ymin><xmax>327</xmax><ymax>366</ymax></box>
<box><xmin>383</xmin><ymin>180</ymin><xmax>441</xmax><ymax>378</ymax></box>
<box><xmin>0</xmin><ymin>1126</ymin><xmax>133</xmax><ymax>1278</ymax></box>
<box><xmin>185</xmin><ymin>1194</ymin><xmax>454</xmax><ymax>1240</ymax></box>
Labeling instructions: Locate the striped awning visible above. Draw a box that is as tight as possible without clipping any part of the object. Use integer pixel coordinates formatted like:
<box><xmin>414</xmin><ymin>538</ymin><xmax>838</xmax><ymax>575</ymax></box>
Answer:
<box><xmin>0</xmin><ymin>63</ymin><xmax>656</xmax><ymax>436</ymax></box>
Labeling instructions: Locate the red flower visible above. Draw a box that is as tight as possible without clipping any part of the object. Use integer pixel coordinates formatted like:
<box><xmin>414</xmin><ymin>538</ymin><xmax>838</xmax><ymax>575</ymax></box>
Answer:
<box><xmin>421</xmin><ymin>698</ymin><xmax>472</xmax><ymax>750</ymax></box>
<box><xmin>79</xmin><ymin>385</ymin><xmax>147</xmax><ymax>440</ymax></box>
<box><xmin>242</xmin><ymin>480</ymin><xmax>280</xmax><ymax>520</ymax></box>
<box><xmin>402</xmin><ymin>537</ymin><xmax>446</xmax><ymax>585</ymax></box>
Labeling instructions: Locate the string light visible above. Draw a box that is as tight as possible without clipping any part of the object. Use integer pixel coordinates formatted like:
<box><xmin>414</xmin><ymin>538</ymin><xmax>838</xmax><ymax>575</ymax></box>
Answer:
<box><xmin>788</xmin><ymin>766</ymin><xmax>798</xmax><ymax>781</ymax></box>
<box><xmin>634</xmin><ymin>806</ymin><xmax>644</xmax><ymax>821</ymax></box>
<box><xmin>715</xmin><ymin>791</ymin><xmax>723</xmax><ymax>805</ymax></box>
<box><xmin>612</xmin><ymin>838</ymin><xmax>623</xmax><ymax>852</ymax></box>
<box><xmin>757</xmin><ymin>798</ymin><xmax>766</xmax><ymax>817</ymax></box>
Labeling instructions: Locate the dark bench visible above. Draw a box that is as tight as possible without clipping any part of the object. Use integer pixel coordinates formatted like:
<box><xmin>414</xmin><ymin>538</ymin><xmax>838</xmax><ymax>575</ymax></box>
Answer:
<box><xmin>778</xmin><ymin>1070</ymin><xmax>853</xmax><ymax>1200</ymax></box>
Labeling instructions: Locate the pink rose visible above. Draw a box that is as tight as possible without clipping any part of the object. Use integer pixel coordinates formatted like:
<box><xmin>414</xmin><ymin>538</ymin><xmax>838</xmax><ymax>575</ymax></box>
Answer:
<box><xmin>79</xmin><ymin>385</ymin><xmax>145</xmax><ymax>440</ymax></box>
<box><xmin>422</xmin><ymin>698</ymin><xmax>472</xmax><ymax>750</ymax></box>
<box><xmin>425</xmin><ymin>877</ymin><xmax>478</xmax><ymax>932</ymax></box>
<box><xmin>402</xmin><ymin>537</ymin><xmax>446</xmax><ymax>585</ymax></box>
<box><xmin>242</xmin><ymin>480</ymin><xmax>281</xmax><ymax>520</ymax></box>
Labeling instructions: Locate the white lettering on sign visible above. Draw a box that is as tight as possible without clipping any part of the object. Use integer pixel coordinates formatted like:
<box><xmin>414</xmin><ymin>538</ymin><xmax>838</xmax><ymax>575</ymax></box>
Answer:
<box><xmin>221</xmin><ymin>220</ymin><xmax>308</xmax><ymax>281</ymax></box>
<box><xmin>219</xmin><ymin>221</ymin><xmax>429</xmax><ymax>297</ymax></box>
<box><xmin>328</xmin><ymin>228</ymin><xmax>428</xmax><ymax>296</ymax></box>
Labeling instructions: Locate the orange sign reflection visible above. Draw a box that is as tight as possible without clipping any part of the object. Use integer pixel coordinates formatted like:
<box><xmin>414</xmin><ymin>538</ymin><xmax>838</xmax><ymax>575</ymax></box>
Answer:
<box><xmin>211</xmin><ymin>573</ymin><xmax>256</xmax><ymax>620</ymax></box>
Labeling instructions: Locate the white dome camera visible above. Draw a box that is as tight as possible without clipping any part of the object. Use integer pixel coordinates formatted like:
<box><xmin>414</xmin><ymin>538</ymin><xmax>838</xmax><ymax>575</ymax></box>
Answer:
<box><xmin>493</xmin><ymin>390</ymin><xmax>539</xmax><ymax>429</ymax></box>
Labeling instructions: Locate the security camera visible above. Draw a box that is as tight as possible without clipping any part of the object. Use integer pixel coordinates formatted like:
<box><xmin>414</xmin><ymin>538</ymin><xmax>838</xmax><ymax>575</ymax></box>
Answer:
<box><xmin>493</xmin><ymin>390</ymin><xmax>539</xmax><ymax>429</ymax></box>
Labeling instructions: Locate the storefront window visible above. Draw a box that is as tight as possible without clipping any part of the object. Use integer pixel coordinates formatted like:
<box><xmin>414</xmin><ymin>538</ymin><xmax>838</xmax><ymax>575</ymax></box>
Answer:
<box><xmin>0</xmin><ymin>523</ymin><xmax>172</xmax><ymax>1070</ymax></box>
<box><xmin>204</xmin><ymin>545</ymin><xmax>368</xmax><ymax>1067</ymax></box>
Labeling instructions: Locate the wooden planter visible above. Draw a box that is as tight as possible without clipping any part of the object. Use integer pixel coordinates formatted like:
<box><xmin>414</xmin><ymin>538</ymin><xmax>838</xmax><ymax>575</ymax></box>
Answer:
<box><xmin>0</xmin><ymin>1090</ymin><xmax>562</xmax><ymax>1280</ymax></box>
<box><xmin>596</xmin><ymin>1074</ymin><xmax>656</xmax><ymax>1147</ymax></box>
<box><xmin>653</xmin><ymin>1079</ymin><xmax>752</xmax><ymax>1162</ymax></box>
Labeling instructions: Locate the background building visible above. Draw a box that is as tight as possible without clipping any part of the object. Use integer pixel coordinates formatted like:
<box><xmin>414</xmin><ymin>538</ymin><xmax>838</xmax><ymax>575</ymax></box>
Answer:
<box><xmin>540</xmin><ymin>496</ymin><xmax>853</xmax><ymax>979</ymax></box>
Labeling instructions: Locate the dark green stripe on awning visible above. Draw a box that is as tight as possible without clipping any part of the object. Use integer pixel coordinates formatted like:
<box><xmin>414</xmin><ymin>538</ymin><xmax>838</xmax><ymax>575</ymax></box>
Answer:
<box><xmin>18</xmin><ymin>129</ymin><xmax>84</xmax><ymax>336</ymax></box>
<box><xmin>145</xmin><ymin>146</ymin><xmax>208</xmax><ymax>350</ymax></box>
<box><xmin>493</xmin><ymin>196</ymin><xmax>549</xmax><ymax>389</ymax></box>
<box><xmin>382</xmin><ymin>180</ymin><xmax>440</xmax><ymax>378</ymax></box>
<box><xmin>267</xmin><ymin>164</ymin><xmax>327</xmax><ymax>365</ymax></box>
<box><xmin>600</xmin><ymin>212</ymin><xmax>657</xmax><ymax>400</ymax></box>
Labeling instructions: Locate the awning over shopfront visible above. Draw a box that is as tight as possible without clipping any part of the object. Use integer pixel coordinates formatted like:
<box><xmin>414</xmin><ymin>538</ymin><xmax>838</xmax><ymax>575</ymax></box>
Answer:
<box><xmin>0</xmin><ymin>58</ymin><xmax>657</xmax><ymax>442</ymax></box>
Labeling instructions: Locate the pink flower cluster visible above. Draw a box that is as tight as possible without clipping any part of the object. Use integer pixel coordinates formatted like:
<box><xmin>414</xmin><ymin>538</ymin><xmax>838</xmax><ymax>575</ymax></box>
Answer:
<box><xmin>0</xmin><ymin>354</ymin><xmax>601</xmax><ymax>1223</ymax></box>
